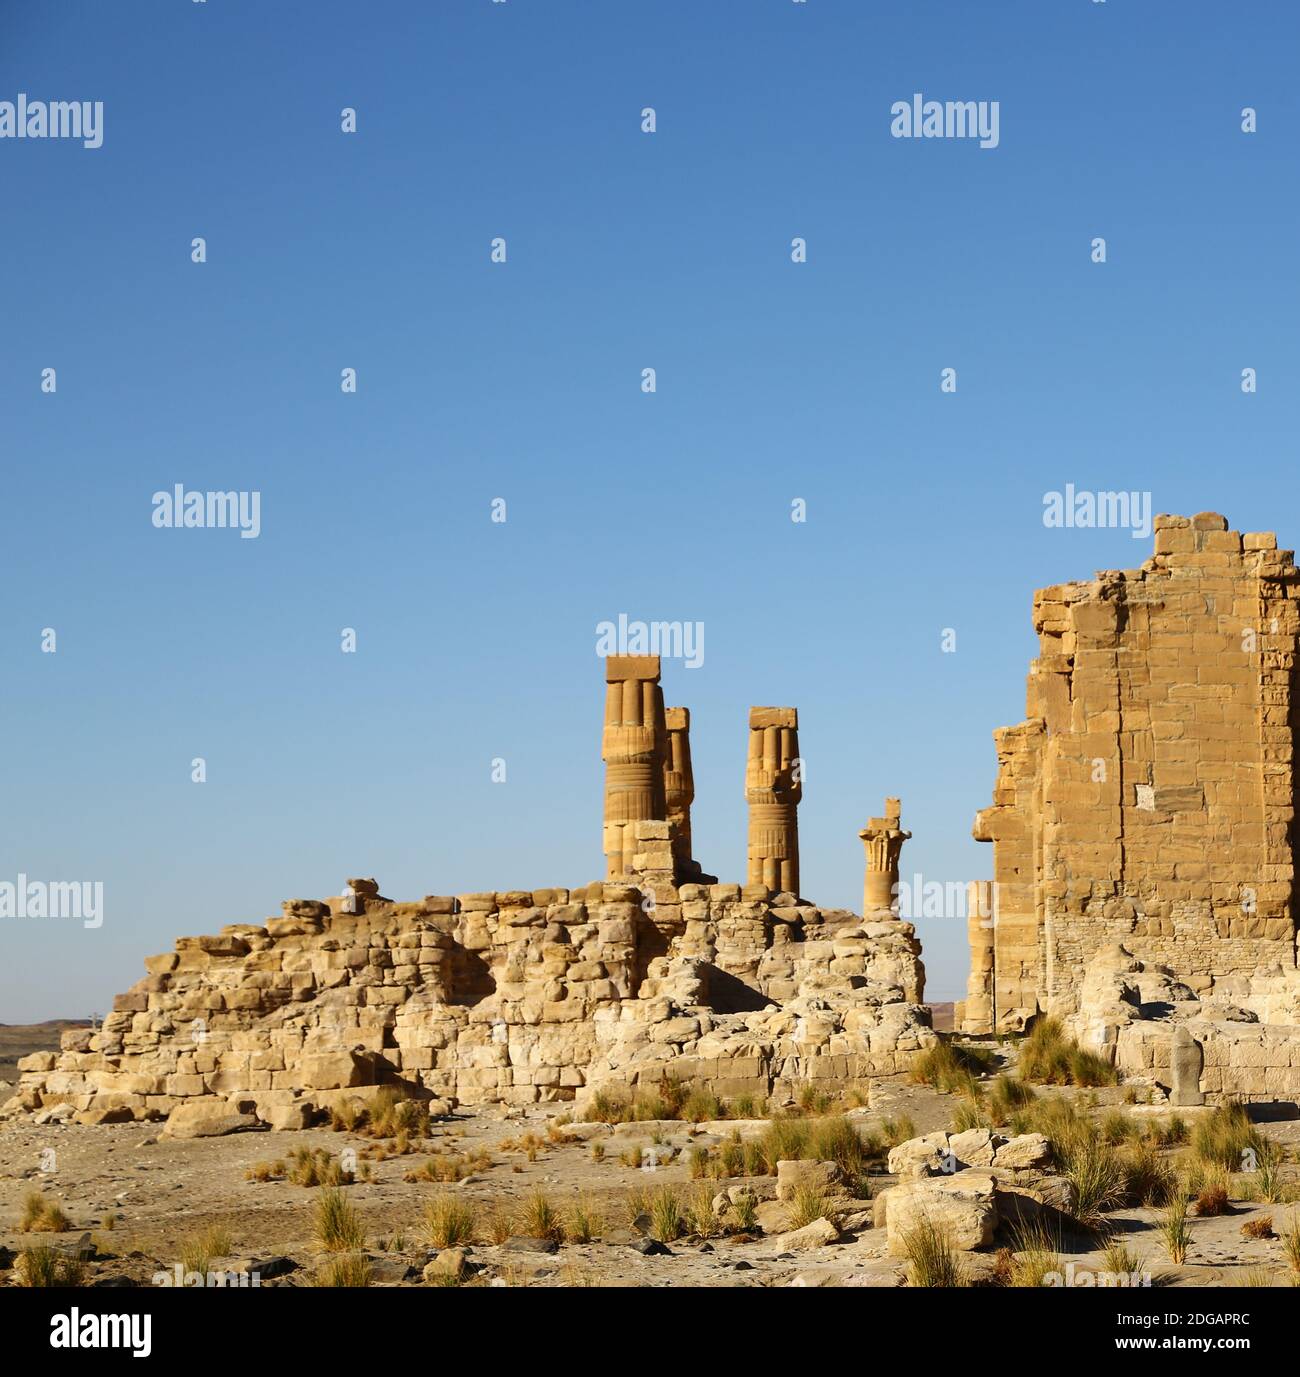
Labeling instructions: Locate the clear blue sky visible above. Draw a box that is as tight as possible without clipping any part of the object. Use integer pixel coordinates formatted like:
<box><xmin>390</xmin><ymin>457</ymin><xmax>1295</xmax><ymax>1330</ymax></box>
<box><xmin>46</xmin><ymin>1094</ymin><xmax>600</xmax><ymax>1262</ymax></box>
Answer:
<box><xmin>2</xmin><ymin>0</ymin><xmax>1297</xmax><ymax>1021</ymax></box>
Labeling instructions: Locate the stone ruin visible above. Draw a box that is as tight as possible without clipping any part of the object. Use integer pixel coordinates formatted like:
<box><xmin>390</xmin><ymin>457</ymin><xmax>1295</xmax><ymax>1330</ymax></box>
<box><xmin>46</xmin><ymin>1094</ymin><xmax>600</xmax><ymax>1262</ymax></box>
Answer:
<box><xmin>958</xmin><ymin>513</ymin><xmax>1300</xmax><ymax>1106</ymax></box>
<box><xmin>4</xmin><ymin>655</ymin><xmax>934</xmax><ymax>1129</ymax></box>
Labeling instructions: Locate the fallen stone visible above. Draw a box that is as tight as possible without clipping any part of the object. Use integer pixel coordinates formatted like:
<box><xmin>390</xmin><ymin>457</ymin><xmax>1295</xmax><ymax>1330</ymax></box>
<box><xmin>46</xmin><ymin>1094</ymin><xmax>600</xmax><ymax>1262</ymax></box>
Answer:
<box><xmin>161</xmin><ymin>1103</ymin><xmax>259</xmax><ymax>1139</ymax></box>
<box><xmin>774</xmin><ymin>1216</ymin><xmax>841</xmax><ymax>1250</ymax></box>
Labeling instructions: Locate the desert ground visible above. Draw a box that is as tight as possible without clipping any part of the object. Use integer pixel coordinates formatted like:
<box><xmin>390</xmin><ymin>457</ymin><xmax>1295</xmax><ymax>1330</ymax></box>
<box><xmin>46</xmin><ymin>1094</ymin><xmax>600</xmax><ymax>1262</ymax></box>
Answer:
<box><xmin>4</xmin><ymin>1021</ymin><xmax>1300</xmax><ymax>1290</ymax></box>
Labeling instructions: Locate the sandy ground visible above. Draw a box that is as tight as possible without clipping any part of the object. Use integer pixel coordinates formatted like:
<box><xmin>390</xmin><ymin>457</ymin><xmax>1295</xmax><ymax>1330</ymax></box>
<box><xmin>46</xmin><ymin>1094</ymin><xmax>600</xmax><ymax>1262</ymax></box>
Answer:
<box><xmin>4</xmin><ymin>1069</ymin><xmax>1300</xmax><ymax>1288</ymax></box>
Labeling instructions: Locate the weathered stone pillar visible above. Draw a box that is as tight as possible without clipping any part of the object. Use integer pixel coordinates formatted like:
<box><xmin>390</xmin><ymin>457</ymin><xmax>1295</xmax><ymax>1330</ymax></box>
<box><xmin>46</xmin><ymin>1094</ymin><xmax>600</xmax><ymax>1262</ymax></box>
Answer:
<box><xmin>745</xmin><ymin>707</ymin><xmax>801</xmax><ymax>894</ymax></box>
<box><xmin>858</xmin><ymin>798</ymin><xmax>911</xmax><ymax>915</ymax></box>
<box><xmin>962</xmin><ymin>880</ymin><xmax>995</xmax><ymax>1033</ymax></box>
<box><xmin>663</xmin><ymin>707</ymin><xmax>695</xmax><ymax>878</ymax></box>
<box><xmin>1170</xmin><ymin>1025</ymin><xmax>1205</xmax><ymax>1107</ymax></box>
<box><xmin>602</xmin><ymin>655</ymin><xmax>667</xmax><ymax>878</ymax></box>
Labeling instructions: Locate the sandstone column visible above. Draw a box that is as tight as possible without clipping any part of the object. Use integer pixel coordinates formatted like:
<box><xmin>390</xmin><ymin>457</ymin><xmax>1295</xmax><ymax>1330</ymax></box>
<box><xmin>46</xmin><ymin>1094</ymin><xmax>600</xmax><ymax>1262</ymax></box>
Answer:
<box><xmin>663</xmin><ymin>706</ymin><xmax>695</xmax><ymax>878</ymax></box>
<box><xmin>745</xmin><ymin>707</ymin><xmax>801</xmax><ymax>894</ymax></box>
<box><xmin>858</xmin><ymin>798</ymin><xmax>911</xmax><ymax>915</ymax></box>
<box><xmin>602</xmin><ymin>655</ymin><xmax>667</xmax><ymax>878</ymax></box>
<box><xmin>961</xmin><ymin>879</ymin><xmax>995</xmax><ymax>1033</ymax></box>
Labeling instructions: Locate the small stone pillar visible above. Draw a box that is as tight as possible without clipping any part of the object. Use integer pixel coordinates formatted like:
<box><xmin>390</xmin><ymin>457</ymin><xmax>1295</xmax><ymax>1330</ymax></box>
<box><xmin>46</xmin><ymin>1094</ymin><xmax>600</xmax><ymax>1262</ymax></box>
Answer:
<box><xmin>858</xmin><ymin>798</ymin><xmax>911</xmax><ymax>915</ymax></box>
<box><xmin>663</xmin><ymin>707</ymin><xmax>696</xmax><ymax>878</ymax></box>
<box><xmin>602</xmin><ymin>655</ymin><xmax>667</xmax><ymax>878</ymax></box>
<box><xmin>745</xmin><ymin>707</ymin><xmax>801</xmax><ymax>894</ymax></box>
<box><xmin>962</xmin><ymin>880</ymin><xmax>995</xmax><ymax>1033</ymax></box>
<box><xmin>1170</xmin><ymin>1025</ymin><xmax>1205</xmax><ymax>1107</ymax></box>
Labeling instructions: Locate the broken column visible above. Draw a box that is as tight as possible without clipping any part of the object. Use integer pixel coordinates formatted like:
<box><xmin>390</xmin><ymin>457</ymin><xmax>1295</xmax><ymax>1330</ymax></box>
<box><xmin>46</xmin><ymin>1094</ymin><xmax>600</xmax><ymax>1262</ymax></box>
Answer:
<box><xmin>745</xmin><ymin>707</ymin><xmax>801</xmax><ymax>894</ymax></box>
<box><xmin>602</xmin><ymin>655</ymin><xmax>667</xmax><ymax>878</ymax></box>
<box><xmin>858</xmin><ymin>798</ymin><xmax>910</xmax><ymax>915</ymax></box>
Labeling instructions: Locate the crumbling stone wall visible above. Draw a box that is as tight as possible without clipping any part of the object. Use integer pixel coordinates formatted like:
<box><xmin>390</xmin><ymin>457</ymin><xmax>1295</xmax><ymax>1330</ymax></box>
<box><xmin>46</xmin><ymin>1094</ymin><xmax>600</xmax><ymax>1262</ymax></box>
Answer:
<box><xmin>8</xmin><ymin>844</ymin><xmax>932</xmax><ymax>1126</ymax></box>
<box><xmin>963</xmin><ymin>514</ymin><xmax>1300</xmax><ymax>1033</ymax></box>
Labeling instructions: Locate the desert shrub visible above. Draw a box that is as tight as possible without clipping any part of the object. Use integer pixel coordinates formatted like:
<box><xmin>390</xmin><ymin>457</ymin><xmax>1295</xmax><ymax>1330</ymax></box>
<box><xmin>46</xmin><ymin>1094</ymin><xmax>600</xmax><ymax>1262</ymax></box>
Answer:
<box><xmin>1161</xmin><ymin>1194</ymin><xmax>1191</xmax><ymax>1264</ymax></box>
<box><xmin>1230</xmin><ymin>1267</ymin><xmax>1279</xmax><ymax>1287</ymax></box>
<box><xmin>987</xmin><ymin>1075</ymin><xmax>1036</xmax><ymax>1124</ymax></box>
<box><xmin>1018</xmin><ymin>1018</ymin><xmax>1116</xmax><ymax>1087</ymax></box>
<box><xmin>1008</xmin><ymin>1219</ymin><xmax>1062</xmax><ymax>1288</ymax></box>
<box><xmin>1122</xmin><ymin>1142</ymin><xmax>1180</xmax><ymax>1207</ymax></box>
<box><xmin>647</xmin><ymin>1186</ymin><xmax>685</xmax><ymax>1243</ymax></box>
<box><xmin>1063</xmin><ymin>1138</ymin><xmax>1126</xmax><ymax>1228</ymax></box>
<box><xmin>731</xmin><ymin>1193</ymin><xmax>758</xmax><ymax>1232</ymax></box>
<box><xmin>880</xmin><ymin>1115</ymin><xmax>917</xmax><ymax>1148</ymax></box>
<box><xmin>425</xmin><ymin>1195</ymin><xmax>477</xmax><ymax>1248</ymax></box>
<box><xmin>787</xmin><ymin>1185</ymin><xmax>833</xmax><ymax>1230</ymax></box>
<box><xmin>481</xmin><ymin>1208</ymin><xmax>512</xmax><ymax>1246</ymax></box>
<box><xmin>1248</xmin><ymin>1142</ymin><xmax>1288</xmax><ymax>1204</ymax></box>
<box><xmin>179</xmin><ymin>1224</ymin><xmax>233</xmax><ymax>1276</ymax></box>
<box><xmin>1191</xmin><ymin>1100</ymin><xmax>1263</xmax><ymax>1173</ymax></box>
<box><xmin>686</xmin><ymin>1184</ymin><xmax>722</xmax><ymax>1238</ymax></box>
<box><xmin>1283</xmin><ymin>1214</ymin><xmax>1300</xmax><ymax>1276</ymax></box>
<box><xmin>1101</xmin><ymin>1237</ymin><xmax>1143</xmax><ymax>1280</ymax></box>
<box><xmin>314</xmin><ymin>1188</ymin><xmax>364</xmax><ymax>1252</ymax></box>
<box><xmin>951</xmin><ymin>1095</ymin><xmax>990</xmax><ymax>1133</ymax></box>
<box><xmin>289</xmin><ymin>1146</ymin><xmax>353</xmax><ymax>1188</ymax></box>
<box><xmin>755</xmin><ymin>1116</ymin><xmax>811</xmax><ymax>1174</ymax></box>
<box><xmin>16</xmin><ymin>1244</ymin><xmax>83</xmax><ymax>1287</ymax></box>
<box><xmin>518</xmin><ymin>1189</ymin><xmax>564</xmax><ymax>1243</ymax></box>
<box><xmin>911</xmin><ymin>1042</ymin><xmax>997</xmax><ymax>1095</ymax></box>
<box><xmin>329</xmin><ymin>1102</ymin><xmax>366</xmax><ymax>1133</ymax></box>
<box><xmin>565</xmin><ymin>1197</ymin><xmax>602</xmax><ymax>1244</ymax></box>
<box><xmin>19</xmin><ymin>1191</ymin><xmax>71</xmax><ymax>1234</ymax></box>
<box><xmin>900</xmin><ymin>1215</ymin><xmax>965</xmax><ymax>1287</ymax></box>
<box><xmin>807</xmin><ymin>1116</ymin><xmax>867</xmax><ymax>1178</ymax></box>
<box><xmin>688</xmin><ymin>1145</ymin><xmax>711</xmax><ymax>1179</ymax></box>
<box><xmin>682</xmin><ymin>1087</ymin><xmax>723</xmax><ymax>1123</ymax></box>
<box><xmin>796</xmin><ymin>1085</ymin><xmax>835</xmax><ymax>1116</ymax></box>
<box><xmin>314</xmin><ymin>1254</ymin><xmax>372</xmax><ymax>1287</ymax></box>
<box><xmin>1242</xmin><ymin>1215</ymin><xmax>1275</xmax><ymax>1240</ymax></box>
<box><xmin>1100</xmin><ymin>1109</ymin><xmax>1140</xmax><ymax>1146</ymax></box>
<box><xmin>718</xmin><ymin>1132</ymin><xmax>745</xmax><ymax>1178</ymax></box>
<box><xmin>1008</xmin><ymin>1095</ymin><xmax>1095</xmax><ymax>1161</ymax></box>
<box><xmin>1193</xmin><ymin>1164</ymin><xmax>1231</xmax><ymax>1217</ymax></box>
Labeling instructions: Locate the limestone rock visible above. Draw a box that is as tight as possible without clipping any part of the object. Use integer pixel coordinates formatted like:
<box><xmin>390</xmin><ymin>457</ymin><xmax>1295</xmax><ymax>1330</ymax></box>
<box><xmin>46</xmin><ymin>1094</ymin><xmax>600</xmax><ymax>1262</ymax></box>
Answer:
<box><xmin>162</xmin><ymin>1102</ymin><xmax>258</xmax><ymax>1139</ymax></box>
<box><xmin>776</xmin><ymin>1158</ymin><xmax>845</xmax><ymax>1202</ymax></box>
<box><xmin>880</xmin><ymin>1170</ymin><xmax>999</xmax><ymax>1256</ymax></box>
<box><xmin>774</xmin><ymin>1216</ymin><xmax>840</xmax><ymax>1250</ymax></box>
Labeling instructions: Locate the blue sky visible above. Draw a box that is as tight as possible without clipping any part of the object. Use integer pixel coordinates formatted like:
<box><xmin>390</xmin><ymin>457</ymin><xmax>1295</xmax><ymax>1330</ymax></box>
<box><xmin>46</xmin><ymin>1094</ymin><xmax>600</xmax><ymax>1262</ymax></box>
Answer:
<box><xmin>2</xmin><ymin>0</ymin><xmax>1297</xmax><ymax>1021</ymax></box>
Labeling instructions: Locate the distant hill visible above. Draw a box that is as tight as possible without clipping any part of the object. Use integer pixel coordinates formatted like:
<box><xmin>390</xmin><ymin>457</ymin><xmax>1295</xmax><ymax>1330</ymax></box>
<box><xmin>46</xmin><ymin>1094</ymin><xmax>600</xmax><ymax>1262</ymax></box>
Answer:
<box><xmin>928</xmin><ymin>1001</ymin><xmax>955</xmax><ymax>1032</ymax></box>
<box><xmin>0</xmin><ymin>1020</ymin><xmax>92</xmax><ymax>1078</ymax></box>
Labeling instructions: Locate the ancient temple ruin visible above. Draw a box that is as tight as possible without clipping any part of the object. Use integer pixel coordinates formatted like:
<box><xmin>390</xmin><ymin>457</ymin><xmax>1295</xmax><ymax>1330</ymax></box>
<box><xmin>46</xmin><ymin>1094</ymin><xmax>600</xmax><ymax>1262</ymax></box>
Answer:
<box><xmin>959</xmin><ymin>513</ymin><xmax>1300</xmax><ymax>1104</ymax></box>
<box><xmin>6</xmin><ymin>656</ymin><xmax>931</xmax><ymax>1127</ymax></box>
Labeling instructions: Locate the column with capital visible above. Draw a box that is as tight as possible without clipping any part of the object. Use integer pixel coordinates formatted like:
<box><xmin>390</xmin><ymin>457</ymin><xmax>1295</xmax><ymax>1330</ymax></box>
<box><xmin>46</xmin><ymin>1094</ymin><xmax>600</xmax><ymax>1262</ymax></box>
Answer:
<box><xmin>602</xmin><ymin>655</ymin><xmax>667</xmax><ymax>878</ymax></box>
<box><xmin>745</xmin><ymin>707</ymin><xmax>801</xmax><ymax>894</ymax></box>
<box><xmin>858</xmin><ymin>798</ymin><xmax>911</xmax><ymax>916</ymax></box>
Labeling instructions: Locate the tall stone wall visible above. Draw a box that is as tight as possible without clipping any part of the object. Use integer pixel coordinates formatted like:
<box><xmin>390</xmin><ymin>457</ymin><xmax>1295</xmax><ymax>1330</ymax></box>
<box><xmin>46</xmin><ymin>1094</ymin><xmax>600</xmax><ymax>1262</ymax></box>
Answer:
<box><xmin>964</xmin><ymin>514</ymin><xmax>1300</xmax><ymax>1033</ymax></box>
